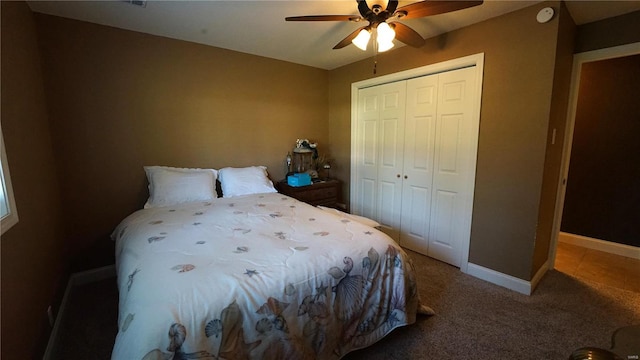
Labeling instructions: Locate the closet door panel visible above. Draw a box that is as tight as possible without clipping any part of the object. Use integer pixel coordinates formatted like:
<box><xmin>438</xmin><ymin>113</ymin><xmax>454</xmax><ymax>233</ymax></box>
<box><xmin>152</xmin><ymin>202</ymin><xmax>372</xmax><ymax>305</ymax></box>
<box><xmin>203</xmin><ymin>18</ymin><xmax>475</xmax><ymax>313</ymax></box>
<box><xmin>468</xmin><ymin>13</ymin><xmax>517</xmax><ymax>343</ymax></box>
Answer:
<box><xmin>358</xmin><ymin>120</ymin><xmax>378</xmax><ymax>219</ymax></box>
<box><xmin>401</xmin><ymin>74</ymin><xmax>438</xmax><ymax>251</ymax></box>
<box><xmin>380</xmin><ymin>118</ymin><xmax>401</xmax><ymax>168</ymax></box>
<box><xmin>354</xmin><ymin>81</ymin><xmax>406</xmax><ymax>241</ymax></box>
<box><xmin>375</xmin><ymin>82</ymin><xmax>406</xmax><ymax>239</ymax></box>
<box><xmin>428</xmin><ymin>67</ymin><xmax>477</xmax><ymax>267</ymax></box>
<box><xmin>378</xmin><ymin>179</ymin><xmax>400</xmax><ymax>237</ymax></box>
<box><xmin>358</xmin><ymin>178</ymin><xmax>377</xmax><ymax>220</ymax></box>
<box><xmin>362</xmin><ymin>119</ymin><xmax>377</xmax><ymax>166</ymax></box>
<box><xmin>429</xmin><ymin>190</ymin><xmax>457</xmax><ymax>259</ymax></box>
<box><xmin>437</xmin><ymin>114</ymin><xmax>462</xmax><ymax>173</ymax></box>
<box><xmin>400</xmin><ymin>185</ymin><xmax>431</xmax><ymax>252</ymax></box>
<box><xmin>354</xmin><ymin>87</ymin><xmax>381</xmax><ymax>218</ymax></box>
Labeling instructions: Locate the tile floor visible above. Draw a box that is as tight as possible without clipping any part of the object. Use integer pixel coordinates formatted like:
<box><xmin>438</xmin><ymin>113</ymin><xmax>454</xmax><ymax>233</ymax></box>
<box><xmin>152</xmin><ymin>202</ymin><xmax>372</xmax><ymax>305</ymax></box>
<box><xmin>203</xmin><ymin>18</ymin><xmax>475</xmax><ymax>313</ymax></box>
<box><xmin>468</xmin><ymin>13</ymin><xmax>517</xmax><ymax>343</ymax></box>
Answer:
<box><xmin>554</xmin><ymin>241</ymin><xmax>640</xmax><ymax>293</ymax></box>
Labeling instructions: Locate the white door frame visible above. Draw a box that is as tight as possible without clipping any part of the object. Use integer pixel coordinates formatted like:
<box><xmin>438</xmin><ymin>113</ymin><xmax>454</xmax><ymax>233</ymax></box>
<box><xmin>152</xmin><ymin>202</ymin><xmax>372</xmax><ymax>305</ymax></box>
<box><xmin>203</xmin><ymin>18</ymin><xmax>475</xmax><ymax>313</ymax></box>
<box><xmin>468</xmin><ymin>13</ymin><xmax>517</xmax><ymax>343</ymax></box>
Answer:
<box><xmin>350</xmin><ymin>53</ymin><xmax>484</xmax><ymax>273</ymax></box>
<box><xmin>548</xmin><ymin>42</ymin><xmax>640</xmax><ymax>268</ymax></box>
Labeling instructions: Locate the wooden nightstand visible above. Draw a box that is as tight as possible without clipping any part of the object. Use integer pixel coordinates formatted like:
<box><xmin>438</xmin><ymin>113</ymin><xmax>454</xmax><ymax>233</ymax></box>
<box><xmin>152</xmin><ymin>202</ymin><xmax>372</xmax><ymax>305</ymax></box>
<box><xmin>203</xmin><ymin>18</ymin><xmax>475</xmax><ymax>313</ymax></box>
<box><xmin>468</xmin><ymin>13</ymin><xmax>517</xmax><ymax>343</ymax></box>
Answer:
<box><xmin>276</xmin><ymin>179</ymin><xmax>341</xmax><ymax>208</ymax></box>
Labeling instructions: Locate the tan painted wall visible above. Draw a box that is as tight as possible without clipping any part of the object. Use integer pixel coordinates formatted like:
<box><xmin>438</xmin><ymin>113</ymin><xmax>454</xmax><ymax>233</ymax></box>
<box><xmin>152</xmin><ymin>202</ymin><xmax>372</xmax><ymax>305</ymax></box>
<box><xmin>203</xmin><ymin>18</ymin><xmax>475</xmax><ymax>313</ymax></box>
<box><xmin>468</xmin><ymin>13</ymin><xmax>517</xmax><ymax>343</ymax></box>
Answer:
<box><xmin>575</xmin><ymin>10</ymin><xmax>640</xmax><ymax>53</ymax></box>
<box><xmin>328</xmin><ymin>2</ymin><xmax>563</xmax><ymax>280</ymax></box>
<box><xmin>532</xmin><ymin>2</ymin><xmax>576</xmax><ymax>278</ymax></box>
<box><xmin>1</xmin><ymin>2</ymin><xmax>67</xmax><ymax>358</ymax></box>
<box><xmin>34</xmin><ymin>14</ymin><xmax>329</xmax><ymax>267</ymax></box>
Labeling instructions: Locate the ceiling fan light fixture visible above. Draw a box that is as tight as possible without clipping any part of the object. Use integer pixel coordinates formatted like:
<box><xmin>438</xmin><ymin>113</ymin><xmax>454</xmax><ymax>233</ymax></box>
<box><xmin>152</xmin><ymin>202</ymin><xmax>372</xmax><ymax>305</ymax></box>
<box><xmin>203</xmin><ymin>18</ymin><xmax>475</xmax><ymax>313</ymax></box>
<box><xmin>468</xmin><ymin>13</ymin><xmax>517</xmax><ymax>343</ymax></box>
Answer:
<box><xmin>375</xmin><ymin>21</ymin><xmax>395</xmax><ymax>52</ymax></box>
<box><xmin>377</xmin><ymin>22</ymin><xmax>395</xmax><ymax>42</ymax></box>
<box><xmin>377</xmin><ymin>38</ymin><xmax>395</xmax><ymax>52</ymax></box>
<box><xmin>287</xmin><ymin>0</ymin><xmax>484</xmax><ymax>55</ymax></box>
<box><xmin>352</xmin><ymin>28</ymin><xmax>371</xmax><ymax>51</ymax></box>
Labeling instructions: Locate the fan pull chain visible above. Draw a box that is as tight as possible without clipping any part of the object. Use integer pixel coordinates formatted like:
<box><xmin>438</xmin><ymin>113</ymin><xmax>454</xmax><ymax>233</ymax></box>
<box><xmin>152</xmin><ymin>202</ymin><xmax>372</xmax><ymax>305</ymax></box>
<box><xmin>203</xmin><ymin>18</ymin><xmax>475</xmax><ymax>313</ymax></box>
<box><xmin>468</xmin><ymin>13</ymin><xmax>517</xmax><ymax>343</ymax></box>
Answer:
<box><xmin>373</xmin><ymin>31</ymin><xmax>378</xmax><ymax>75</ymax></box>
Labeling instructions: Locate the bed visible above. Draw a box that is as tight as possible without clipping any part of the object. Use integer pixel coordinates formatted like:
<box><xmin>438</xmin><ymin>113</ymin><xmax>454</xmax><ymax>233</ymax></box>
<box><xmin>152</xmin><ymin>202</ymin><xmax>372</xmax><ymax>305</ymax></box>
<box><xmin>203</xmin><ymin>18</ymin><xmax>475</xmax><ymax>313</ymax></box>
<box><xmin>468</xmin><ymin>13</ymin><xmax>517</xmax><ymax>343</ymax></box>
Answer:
<box><xmin>111</xmin><ymin>166</ymin><xmax>431</xmax><ymax>359</ymax></box>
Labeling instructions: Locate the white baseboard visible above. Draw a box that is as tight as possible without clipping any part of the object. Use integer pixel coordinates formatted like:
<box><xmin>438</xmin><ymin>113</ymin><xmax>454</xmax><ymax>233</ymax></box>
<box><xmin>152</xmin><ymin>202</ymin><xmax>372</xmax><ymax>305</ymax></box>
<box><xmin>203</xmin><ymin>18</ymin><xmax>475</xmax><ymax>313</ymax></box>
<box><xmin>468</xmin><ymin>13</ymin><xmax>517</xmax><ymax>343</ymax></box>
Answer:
<box><xmin>42</xmin><ymin>265</ymin><xmax>116</xmax><ymax>360</ymax></box>
<box><xmin>466</xmin><ymin>262</ymin><xmax>548</xmax><ymax>296</ymax></box>
<box><xmin>559</xmin><ymin>232</ymin><xmax>640</xmax><ymax>260</ymax></box>
<box><xmin>530</xmin><ymin>261</ymin><xmax>549</xmax><ymax>293</ymax></box>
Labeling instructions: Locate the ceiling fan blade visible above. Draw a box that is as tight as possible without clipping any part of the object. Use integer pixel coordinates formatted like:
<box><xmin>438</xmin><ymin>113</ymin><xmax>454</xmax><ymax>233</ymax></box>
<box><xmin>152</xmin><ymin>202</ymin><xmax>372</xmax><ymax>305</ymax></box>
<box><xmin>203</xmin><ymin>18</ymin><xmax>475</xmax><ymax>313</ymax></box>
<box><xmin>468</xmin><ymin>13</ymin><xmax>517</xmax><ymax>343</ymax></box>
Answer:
<box><xmin>386</xmin><ymin>0</ymin><xmax>399</xmax><ymax>14</ymax></box>
<box><xmin>285</xmin><ymin>15</ymin><xmax>358</xmax><ymax>22</ymax></box>
<box><xmin>396</xmin><ymin>0</ymin><xmax>483</xmax><ymax>19</ymax></box>
<box><xmin>333</xmin><ymin>26</ymin><xmax>368</xmax><ymax>49</ymax></box>
<box><xmin>357</xmin><ymin>0</ymin><xmax>371</xmax><ymax>17</ymax></box>
<box><xmin>391</xmin><ymin>22</ymin><xmax>425</xmax><ymax>47</ymax></box>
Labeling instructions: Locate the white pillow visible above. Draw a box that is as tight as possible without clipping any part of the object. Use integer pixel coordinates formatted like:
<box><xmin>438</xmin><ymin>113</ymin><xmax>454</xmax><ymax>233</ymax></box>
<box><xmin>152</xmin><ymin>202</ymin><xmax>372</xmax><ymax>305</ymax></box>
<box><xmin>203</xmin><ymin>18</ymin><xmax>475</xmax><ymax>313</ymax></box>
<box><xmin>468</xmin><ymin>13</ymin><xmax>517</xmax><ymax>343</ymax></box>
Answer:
<box><xmin>144</xmin><ymin>166</ymin><xmax>218</xmax><ymax>208</ymax></box>
<box><xmin>218</xmin><ymin>166</ymin><xmax>277</xmax><ymax>198</ymax></box>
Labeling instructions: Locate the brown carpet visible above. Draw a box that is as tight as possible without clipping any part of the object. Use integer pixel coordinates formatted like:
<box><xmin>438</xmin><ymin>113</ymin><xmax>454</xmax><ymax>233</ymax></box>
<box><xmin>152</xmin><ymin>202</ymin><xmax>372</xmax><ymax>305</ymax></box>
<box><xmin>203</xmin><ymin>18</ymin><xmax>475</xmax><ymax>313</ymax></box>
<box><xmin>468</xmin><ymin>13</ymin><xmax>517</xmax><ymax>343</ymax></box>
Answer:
<box><xmin>52</xmin><ymin>250</ymin><xmax>640</xmax><ymax>360</ymax></box>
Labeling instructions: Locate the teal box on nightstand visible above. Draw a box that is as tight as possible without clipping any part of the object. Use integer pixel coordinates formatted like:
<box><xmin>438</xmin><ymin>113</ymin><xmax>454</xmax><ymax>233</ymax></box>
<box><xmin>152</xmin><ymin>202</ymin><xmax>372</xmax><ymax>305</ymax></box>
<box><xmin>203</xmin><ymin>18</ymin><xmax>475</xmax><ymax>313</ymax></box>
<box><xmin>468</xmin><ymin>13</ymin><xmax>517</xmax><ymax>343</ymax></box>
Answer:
<box><xmin>287</xmin><ymin>173</ymin><xmax>312</xmax><ymax>187</ymax></box>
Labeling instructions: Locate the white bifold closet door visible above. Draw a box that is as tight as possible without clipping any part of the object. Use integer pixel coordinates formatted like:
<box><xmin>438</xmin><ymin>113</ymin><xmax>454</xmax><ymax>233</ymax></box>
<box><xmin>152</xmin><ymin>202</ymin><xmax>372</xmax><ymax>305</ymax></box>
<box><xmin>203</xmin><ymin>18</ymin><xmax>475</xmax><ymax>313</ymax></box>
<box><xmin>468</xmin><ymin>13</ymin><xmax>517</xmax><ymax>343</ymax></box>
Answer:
<box><xmin>356</xmin><ymin>81</ymin><xmax>406</xmax><ymax>241</ymax></box>
<box><xmin>353</xmin><ymin>66</ymin><xmax>478</xmax><ymax>267</ymax></box>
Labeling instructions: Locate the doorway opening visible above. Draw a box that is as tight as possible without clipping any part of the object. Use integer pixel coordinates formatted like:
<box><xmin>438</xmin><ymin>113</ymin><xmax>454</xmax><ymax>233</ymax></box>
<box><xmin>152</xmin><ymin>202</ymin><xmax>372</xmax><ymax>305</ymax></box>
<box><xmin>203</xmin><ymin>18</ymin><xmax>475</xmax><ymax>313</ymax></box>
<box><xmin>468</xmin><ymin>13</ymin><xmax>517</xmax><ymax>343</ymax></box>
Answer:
<box><xmin>550</xmin><ymin>42</ymin><xmax>640</xmax><ymax>293</ymax></box>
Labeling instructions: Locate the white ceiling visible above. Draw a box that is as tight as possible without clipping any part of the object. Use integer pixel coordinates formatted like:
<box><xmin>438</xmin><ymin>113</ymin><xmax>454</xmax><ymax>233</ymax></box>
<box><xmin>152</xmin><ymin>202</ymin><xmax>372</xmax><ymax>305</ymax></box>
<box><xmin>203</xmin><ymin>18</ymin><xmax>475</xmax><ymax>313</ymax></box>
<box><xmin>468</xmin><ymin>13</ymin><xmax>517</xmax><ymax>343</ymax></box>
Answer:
<box><xmin>27</xmin><ymin>1</ymin><xmax>640</xmax><ymax>70</ymax></box>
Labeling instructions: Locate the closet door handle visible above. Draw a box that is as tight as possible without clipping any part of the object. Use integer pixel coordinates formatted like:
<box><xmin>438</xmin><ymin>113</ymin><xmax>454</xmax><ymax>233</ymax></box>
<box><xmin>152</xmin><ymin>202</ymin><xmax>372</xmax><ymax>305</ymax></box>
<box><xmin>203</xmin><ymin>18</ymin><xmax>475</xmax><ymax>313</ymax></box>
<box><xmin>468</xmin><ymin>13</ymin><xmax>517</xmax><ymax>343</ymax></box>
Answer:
<box><xmin>397</xmin><ymin>174</ymin><xmax>401</xmax><ymax>178</ymax></box>
<box><xmin>404</xmin><ymin>175</ymin><xmax>408</xmax><ymax>179</ymax></box>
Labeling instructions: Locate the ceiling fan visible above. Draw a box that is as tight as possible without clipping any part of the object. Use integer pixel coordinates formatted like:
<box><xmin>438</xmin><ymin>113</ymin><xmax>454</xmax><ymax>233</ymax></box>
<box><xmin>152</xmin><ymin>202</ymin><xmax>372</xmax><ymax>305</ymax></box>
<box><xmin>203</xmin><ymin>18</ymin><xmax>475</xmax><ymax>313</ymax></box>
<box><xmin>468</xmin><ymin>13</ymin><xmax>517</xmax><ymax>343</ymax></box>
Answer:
<box><xmin>286</xmin><ymin>0</ymin><xmax>483</xmax><ymax>52</ymax></box>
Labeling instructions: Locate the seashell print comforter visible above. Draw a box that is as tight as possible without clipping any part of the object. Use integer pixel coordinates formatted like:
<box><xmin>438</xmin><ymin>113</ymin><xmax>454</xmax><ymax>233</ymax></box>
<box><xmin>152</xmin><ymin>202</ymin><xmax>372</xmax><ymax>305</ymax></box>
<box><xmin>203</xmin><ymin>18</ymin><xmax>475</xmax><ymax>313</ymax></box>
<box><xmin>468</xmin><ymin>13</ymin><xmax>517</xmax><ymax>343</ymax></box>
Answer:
<box><xmin>111</xmin><ymin>192</ymin><xmax>426</xmax><ymax>360</ymax></box>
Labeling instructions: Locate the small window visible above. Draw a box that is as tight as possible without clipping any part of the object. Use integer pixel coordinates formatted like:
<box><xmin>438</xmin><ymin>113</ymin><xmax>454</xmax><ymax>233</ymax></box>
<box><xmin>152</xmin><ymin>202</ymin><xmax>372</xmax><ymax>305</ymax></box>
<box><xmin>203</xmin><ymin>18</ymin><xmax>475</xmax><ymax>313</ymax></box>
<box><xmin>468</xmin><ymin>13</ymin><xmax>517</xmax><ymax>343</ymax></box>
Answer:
<box><xmin>1</xmin><ymin>126</ymin><xmax>18</xmax><ymax>234</ymax></box>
